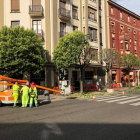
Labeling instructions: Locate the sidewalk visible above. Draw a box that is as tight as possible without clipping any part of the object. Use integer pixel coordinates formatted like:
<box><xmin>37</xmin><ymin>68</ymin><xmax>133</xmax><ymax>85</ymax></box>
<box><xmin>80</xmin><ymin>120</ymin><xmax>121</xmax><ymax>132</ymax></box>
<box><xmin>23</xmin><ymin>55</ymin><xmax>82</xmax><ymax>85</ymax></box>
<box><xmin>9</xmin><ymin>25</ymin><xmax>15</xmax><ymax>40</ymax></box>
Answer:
<box><xmin>38</xmin><ymin>94</ymin><xmax>67</xmax><ymax>103</ymax></box>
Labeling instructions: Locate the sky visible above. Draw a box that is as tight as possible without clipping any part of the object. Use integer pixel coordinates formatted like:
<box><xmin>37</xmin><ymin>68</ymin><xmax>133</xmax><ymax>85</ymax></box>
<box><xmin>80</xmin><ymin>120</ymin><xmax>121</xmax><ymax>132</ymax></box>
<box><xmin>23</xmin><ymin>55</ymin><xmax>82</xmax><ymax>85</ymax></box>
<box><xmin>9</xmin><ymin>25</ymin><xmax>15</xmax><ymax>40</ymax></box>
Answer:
<box><xmin>114</xmin><ymin>0</ymin><xmax>140</xmax><ymax>16</ymax></box>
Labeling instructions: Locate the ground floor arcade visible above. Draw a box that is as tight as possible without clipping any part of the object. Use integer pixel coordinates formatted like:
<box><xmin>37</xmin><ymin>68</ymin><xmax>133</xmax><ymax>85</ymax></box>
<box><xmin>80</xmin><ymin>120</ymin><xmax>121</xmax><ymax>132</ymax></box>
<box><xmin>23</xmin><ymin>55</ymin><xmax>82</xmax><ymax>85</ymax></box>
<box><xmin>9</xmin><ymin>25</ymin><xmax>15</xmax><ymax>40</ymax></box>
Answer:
<box><xmin>111</xmin><ymin>69</ymin><xmax>139</xmax><ymax>87</ymax></box>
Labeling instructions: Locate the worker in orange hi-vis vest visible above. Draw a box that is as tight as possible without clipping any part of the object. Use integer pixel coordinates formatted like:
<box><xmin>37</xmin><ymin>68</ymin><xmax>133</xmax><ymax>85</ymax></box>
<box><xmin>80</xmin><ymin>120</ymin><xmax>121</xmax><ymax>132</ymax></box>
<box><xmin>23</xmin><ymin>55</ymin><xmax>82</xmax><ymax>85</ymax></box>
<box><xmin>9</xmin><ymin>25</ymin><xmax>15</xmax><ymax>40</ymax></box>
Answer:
<box><xmin>12</xmin><ymin>82</ymin><xmax>20</xmax><ymax>107</ymax></box>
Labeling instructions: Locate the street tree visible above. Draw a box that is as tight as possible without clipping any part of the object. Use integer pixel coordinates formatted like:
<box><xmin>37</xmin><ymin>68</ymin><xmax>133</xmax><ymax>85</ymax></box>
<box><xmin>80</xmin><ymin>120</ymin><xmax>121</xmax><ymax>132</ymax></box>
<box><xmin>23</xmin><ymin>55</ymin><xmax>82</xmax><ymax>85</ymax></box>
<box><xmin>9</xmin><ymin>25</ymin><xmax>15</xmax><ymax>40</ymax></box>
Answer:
<box><xmin>53</xmin><ymin>31</ymin><xmax>97</xmax><ymax>94</ymax></box>
<box><xmin>99</xmin><ymin>48</ymin><xmax>121</xmax><ymax>89</ymax></box>
<box><xmin>0</xmin><ymin>26</ymin><xmax>47</xmax><ymax>78</ymax></box>
<box><xmin>119</xmin><ymin>54</ymin><xmax>140</xmax><ymax>88</ymax></box>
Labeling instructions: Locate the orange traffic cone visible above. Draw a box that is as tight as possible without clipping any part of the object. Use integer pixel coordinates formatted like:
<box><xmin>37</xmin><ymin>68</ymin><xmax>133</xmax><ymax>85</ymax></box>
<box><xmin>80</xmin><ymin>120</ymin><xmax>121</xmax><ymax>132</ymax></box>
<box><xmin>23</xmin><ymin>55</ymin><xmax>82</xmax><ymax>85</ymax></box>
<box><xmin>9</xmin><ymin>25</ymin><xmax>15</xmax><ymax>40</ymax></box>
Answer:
<box><xmin>122</xmin><ymin>90</ymin><xmax>124</xmax><ymax>95</ymax></box>
<box><xmin>93</xmin><ymin>95</ymin><xmax>95</xmax><ymax>100</ymax></box>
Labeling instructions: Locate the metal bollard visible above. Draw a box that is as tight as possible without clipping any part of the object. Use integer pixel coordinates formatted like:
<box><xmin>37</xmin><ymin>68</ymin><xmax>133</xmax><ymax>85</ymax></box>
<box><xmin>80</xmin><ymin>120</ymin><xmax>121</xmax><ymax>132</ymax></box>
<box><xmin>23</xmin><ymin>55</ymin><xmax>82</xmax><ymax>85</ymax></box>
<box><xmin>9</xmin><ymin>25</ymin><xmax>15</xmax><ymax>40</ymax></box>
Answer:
<box><xmin>44</xmin><ymin>90</ymin><xmax>51</xmax><ymax>102</ymax></box>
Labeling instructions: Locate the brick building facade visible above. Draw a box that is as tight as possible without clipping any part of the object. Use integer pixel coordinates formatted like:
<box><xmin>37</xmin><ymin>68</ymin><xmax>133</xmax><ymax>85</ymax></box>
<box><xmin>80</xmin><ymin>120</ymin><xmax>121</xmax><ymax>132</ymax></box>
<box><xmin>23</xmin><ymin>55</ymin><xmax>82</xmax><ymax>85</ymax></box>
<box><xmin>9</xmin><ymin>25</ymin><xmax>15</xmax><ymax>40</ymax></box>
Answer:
<box><xmin>108</xmin><ymin>0</ymin><xmax>140</xmax><ymax>87</ymax></box>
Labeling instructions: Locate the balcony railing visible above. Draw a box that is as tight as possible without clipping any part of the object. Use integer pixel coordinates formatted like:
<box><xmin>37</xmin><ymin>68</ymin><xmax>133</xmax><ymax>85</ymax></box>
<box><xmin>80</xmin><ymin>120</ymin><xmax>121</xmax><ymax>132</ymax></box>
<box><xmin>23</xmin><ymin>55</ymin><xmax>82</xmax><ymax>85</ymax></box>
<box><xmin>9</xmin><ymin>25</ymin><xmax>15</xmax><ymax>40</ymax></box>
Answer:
<box><xmin>59</xmin><ymin>31</ymin><xmax>67</xmax><ymax>38</ymax></box>
<box><xmin>29</xmin><ymin>5</ymin><xmax>43</xmax><ymax>17</ymax></box>
<box><xmin>90</xmin><ymin>38</ymin><xmax>98</xmax><ymax>42</ymax></box>
<box><xmin>90</xmin><ymin>0</ymin><xmax>96</xmax><ymax>3</ymax></box>
<box><xmin>88</xmin><ymin>17</ymin><xmax>97</xmax><ymax>22</ymax></box>
<box><xmin>72</xmin><ymin>15</ymin><xmax>78</xmax><ymax>19</ymax></box>
<box><xmin>59</xmin><ymin>7</ymin><xmax>70</xmax><ymax>20</ymax></box>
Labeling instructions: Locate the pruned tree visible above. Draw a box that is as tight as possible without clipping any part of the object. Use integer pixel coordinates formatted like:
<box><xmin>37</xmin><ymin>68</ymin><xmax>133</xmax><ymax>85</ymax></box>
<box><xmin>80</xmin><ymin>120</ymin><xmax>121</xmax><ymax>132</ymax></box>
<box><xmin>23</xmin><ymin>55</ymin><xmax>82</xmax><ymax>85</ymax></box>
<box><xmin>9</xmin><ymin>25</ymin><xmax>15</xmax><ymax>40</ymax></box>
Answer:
<box><xmin>0</xmin><ymin>26</ymin><xmax>47</xmax><ymax>79</ymax></box>
<box><xmin>99</xmin><ymin>48</ymin><xmax>121</xmax><ymax>89</ymax></box>
<box><xmin>119</xmin><ymin>54</ymin><xmax>140</xmax><ymax>88</ymax></box>
<box><xmin>53</xmin><ymin>31</ymin><xmax>97</xmax><ymax>94</ymax></box>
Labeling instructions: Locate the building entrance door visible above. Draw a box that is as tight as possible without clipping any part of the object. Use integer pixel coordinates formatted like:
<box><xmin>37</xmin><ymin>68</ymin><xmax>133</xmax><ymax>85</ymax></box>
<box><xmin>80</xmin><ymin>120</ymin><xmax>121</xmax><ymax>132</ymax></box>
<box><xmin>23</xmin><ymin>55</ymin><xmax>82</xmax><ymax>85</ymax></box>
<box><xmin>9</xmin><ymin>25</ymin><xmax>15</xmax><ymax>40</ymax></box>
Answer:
<box><xmin>72</xmin><ymin>71</ymin><xmax>80</xmax><ymax>91</ymax></box>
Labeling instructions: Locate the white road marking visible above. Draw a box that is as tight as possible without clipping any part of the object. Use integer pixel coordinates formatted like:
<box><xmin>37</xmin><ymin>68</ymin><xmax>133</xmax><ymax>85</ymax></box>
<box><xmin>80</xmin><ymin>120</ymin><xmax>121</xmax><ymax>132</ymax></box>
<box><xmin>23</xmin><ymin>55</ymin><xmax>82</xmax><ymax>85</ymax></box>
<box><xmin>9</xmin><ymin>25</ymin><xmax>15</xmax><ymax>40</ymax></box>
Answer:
<box><xmin>106</xmin><ymin>96</ymin><xmax>140</xmax><ymax>103</ymax></box>
<box><xmin>96</xmin><ymin>96</ymin><xmax>127</xmax><ymax>102</ymax></box>
<box><xmin>118</xmin><ymin>98</ymin><xmax>140</xmax><ymax>104</ymax></box>
<box><xmin>130</xmin><ymin>102</ymin><xmax>140</xmax><ymax>106</ymax></box>
<box><xmin>96</xmin><ymin>95</ymin><xmax>121</xmax><ymax>100</ymax></box>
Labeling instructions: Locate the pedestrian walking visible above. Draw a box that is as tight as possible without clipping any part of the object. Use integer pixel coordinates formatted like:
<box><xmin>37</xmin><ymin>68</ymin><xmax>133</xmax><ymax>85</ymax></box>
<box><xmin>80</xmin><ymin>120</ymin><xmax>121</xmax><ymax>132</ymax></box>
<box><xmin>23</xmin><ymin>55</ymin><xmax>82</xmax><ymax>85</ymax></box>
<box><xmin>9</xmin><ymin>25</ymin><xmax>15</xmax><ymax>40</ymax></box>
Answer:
<box><xmin>12</xmin><ymin>82</ymin><xmax>20</xmax><ymax>107</ymax></box>
<box><xmin>20</xmin><ymin>82</ymin><xmax>29</xmax><ymax>108</ymax></box>
<box><xmin>29</xmin><ymin>82</ymin><xmax>38</xmax><ymax>108</ymax></box>
<box><xmin>96</xmin><ymin>81</ymin><xmax>99</xmax><ymax>91</ymax></box>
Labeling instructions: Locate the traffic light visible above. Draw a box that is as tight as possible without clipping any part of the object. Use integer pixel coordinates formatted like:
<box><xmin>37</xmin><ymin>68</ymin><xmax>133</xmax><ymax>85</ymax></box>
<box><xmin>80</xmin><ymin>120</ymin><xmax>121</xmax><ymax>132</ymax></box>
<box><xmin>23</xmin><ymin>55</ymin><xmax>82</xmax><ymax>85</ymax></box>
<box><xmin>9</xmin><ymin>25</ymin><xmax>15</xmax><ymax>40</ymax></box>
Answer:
<box><xmin>59</xmin><ymin>69</ymin><xmax>64</xmax><ymax>80</ymax></box>
<box><xmin>64</xmin><ymin>69</ymin><xmax>68</xmax><ymax>76</ymax></box>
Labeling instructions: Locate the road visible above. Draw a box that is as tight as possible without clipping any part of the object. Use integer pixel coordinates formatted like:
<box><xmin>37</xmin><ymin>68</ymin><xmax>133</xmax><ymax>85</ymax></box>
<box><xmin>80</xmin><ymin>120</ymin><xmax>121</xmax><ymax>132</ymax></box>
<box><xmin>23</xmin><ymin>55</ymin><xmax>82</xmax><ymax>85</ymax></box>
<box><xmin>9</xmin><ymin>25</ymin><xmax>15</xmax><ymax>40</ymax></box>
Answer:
<box><xmin>1</xmin><ymin>95</ymin><xmax>140</xmax><ymax>140</ymax></box>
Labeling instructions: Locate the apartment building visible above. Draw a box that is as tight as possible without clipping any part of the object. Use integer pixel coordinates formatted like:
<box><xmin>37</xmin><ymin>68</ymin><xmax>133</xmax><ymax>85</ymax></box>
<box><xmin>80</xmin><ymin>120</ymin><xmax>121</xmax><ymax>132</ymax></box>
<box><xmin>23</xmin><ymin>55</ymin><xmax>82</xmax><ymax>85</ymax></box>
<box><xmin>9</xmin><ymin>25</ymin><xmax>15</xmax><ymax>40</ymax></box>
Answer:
<box><xmin>0</xmin><ymin>0</ymin><xmax>4</xmax><ymax>29</ymax></box>
<box><xmin>105</xmin><ymin>0</ymin><xmax>140</xmax><ymax>87</ymax></box>
<box><xmin>0</xmin><ymin>0</ymin><xmax>106</xmax><ymax>88</ymax></box>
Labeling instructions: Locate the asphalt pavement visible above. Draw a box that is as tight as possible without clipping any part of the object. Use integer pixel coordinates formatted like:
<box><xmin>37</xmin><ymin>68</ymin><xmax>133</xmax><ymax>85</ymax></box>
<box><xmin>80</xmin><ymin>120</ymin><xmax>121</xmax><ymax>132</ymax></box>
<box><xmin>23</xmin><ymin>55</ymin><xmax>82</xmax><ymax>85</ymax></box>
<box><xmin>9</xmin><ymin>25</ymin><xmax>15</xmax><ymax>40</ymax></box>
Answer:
<box><xmin>1</xmin><ymin>95</ymin><xmax>140</xmax><ymax>140</ymax></box>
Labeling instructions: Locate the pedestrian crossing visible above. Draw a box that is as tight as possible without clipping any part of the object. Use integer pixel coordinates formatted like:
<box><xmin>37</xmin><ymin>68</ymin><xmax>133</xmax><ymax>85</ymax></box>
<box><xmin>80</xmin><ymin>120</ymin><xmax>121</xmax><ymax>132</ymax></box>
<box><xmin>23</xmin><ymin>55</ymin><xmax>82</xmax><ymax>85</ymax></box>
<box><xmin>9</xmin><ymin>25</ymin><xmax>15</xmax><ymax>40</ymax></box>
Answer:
<box><xmin>77</xmin><ymin>95</ymin><xmax>140</xmax><ymax>106</ymax></box>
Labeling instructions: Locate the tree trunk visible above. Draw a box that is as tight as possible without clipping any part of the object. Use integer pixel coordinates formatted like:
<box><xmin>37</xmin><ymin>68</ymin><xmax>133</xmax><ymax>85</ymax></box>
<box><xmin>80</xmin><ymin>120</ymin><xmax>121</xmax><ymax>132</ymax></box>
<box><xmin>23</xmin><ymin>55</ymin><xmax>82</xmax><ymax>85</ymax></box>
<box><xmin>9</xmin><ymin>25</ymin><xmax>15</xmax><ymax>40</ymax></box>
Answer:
<box><xmin>108</xmin><ymin>69</ymin><xmax>111</xmax><ymax>89</ymax></box>
<box><xmin>45</xmin><ymin>66</ymin><xmax>47</xmax><ymax>87</ymax></box>
<box><xmin>128</xmin><ymin>71</ymin><xmax>130</xmax><ymax>89</ymax></box>
<box><xmin>23</xmin><ymin>71</ymin><xmax>30</xmax><ymax>82</ymax></box>
<box><xmin>80</xmin><ymin>68</ymin><xmax>84</xmax><ymax>94</ymax></box>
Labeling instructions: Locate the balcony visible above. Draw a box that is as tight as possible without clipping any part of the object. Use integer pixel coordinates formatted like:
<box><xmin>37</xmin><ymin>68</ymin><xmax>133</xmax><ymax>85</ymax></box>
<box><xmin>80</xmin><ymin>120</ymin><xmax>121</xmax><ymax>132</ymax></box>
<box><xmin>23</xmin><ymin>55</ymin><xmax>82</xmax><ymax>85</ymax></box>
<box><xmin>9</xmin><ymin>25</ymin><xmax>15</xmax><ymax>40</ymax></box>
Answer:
<box><xmin>119</xmin><ymin>32</ymin><xmax>130</xmax><ymax>40</ymax></box>
<box><xmin>90</xmin><ymin>38</ymin><xmax>98</xmax><ymax>42</ymax></box>
<box><xmin>58</xmin><ymin>7</ymin><xmax>70</xmax><ymax>21</ymax></box>
<box><xmin>88</xmin><ymin>17</ymin><xmax>97</xmax><ymax>22</ymax></box>
<box><xmin>59</xmin><ymin>31</ymin><xmax>67</xmax><ymax>38</ymax></box>
<box><xmin>29</xmin><ymin>5</ymin><xmax>43</xmax><ymax>17</ymax></box>
<box><xmin>72</xmin><ymin>15</ymin><xmax>78</xmax><ymax>20</ymax></box>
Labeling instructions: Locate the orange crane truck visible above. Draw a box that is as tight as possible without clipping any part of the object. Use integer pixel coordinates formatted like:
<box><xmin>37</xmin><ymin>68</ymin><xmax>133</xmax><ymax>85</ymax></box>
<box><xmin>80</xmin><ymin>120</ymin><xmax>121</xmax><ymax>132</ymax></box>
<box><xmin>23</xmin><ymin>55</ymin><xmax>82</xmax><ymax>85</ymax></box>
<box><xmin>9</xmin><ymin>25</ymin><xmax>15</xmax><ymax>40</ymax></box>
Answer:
<box><xmin>0</xmin><ymin>75</ymin><xmax>61</xmax><ymax>106</ymax></box>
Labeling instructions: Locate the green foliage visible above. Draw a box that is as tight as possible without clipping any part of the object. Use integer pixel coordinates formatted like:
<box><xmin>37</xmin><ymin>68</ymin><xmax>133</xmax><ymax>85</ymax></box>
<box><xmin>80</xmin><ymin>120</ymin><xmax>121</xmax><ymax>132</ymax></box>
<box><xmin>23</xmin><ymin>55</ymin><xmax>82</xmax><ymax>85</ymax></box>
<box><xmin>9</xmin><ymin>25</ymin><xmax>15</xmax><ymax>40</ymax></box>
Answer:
<box><xmin>119</xmin><ymin>54</ymin><xmax>140</xmax><ymax>68</ymax></box>
<box><xmin>53</xmin><ymin>31</ymin><xmax>90</xmax><ymax>69</ymax></box>
<box><xmin>134</xmin><ymin>84</ymin><xmax>140</xmax><ymax>90</ymax></box>
<box><xmin>99</xmin><ymin>48</ymin><xmax>121</xmax><ymax>65</ymax></box>
<box><xmin>0</xmin><ymin>26</ymin><xmax>47</xmax><ymax>76</ymax></box>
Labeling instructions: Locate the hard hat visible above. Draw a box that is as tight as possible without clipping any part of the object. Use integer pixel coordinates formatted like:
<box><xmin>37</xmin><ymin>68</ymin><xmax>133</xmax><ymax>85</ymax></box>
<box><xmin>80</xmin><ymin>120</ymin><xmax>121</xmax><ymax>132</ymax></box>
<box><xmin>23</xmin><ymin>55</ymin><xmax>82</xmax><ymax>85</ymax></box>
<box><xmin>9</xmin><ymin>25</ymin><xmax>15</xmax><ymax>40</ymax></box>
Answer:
<box><xmin>31</xmin><ymin>82</ymin><xmax>35</xmax><ymax>87</ymax></box>
<box><xmin>26</xmin><ymin>82</ymin><xmax>29</xmax><ymax>85</ymax></box>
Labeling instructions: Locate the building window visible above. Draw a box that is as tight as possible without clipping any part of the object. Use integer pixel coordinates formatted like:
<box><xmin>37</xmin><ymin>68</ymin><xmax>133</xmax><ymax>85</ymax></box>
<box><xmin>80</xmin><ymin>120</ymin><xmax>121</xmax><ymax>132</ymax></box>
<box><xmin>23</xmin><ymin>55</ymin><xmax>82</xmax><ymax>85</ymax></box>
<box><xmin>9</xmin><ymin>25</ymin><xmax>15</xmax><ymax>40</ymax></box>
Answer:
<box><xmin>134</xmin><ymin>19</ymin><xmax>136</xmax><ymax>25</ymax></box>
<box><xmin>99</xmin><ymin>0</ymin><xmax>101</xmax><ymax>9</ymax></box>
<box><xmin>11</xmin><ymin>0</ymin><xmax>20</xmax><ymax>12</ymax></box>
<box><xmin>120</xmin><ymin>12</ymin><xmax>122</xmax><ymax>20</ymax></box>
<box><xmin>134</xmin><ymin>31</ymin><xmax>136</xmax><ymax>40</ymax></box>
<box><xmin>120</xmin><ymin>40</ymin><xmax>123</xmax><ymax>49</ymax></box>
<box><xmin>100</xmin><ymin>33</ymin><xmax>102</xmax><ymax>45</ymax></box>
<box><xmin>73</xmin><ymin>26</ymin><xmax>78</xmax><ymax>31</ymax></box>
<box><xmin>99</xmin><ymin>16</ymin><xmax>102</xmax><ymax>27</ymax></box>
<box><xmin>33</xmin><ymin>20</ymin><xmax>41</xmax><ymax>34</ymax></box>
<box><xmin>11</xmin><ymin>21</ymin><xmax>20</xmax><ymax>28</ymax></box>
<box><xmin>135</xmin><ymin>45</ymin><xmax>137</xmax><ymax>53</ymax></box>
<box><xmin>60</xmin><ymin>0</ymin><xmax>66</xmax><ymax>8</ymax></box>
<box><xmin>88</xmin><ymin>27</ymin><xmax>97</xmax><ymax>42</ymax></box>
<box><xmin>120</xmin><ymin>29</ymin><xmax>123</xmax><ymax>34</ymax></box>
<box><xmin>111</xmin><ymin>7</ymin><xmax>113</xmax><ymax>14</ymax></box>
<box><xmin>88</xmin><ymin>7</ymin><xmax>97</xmax><ymax>22</ymax></box>
<box><xmin>72</xmin><ymin>5</ymin><xmax>78</xmax><ymax>19</ymax></box>
<box><xmin>60</xmin><ymin>22</ymin><xmax>66</xmax><ymax>37</ymax></box>
<box><xmin>128</xmin><ymin>28</ymin><xmax>131</xmax><ymax>32</ymax></box>
<box><xmin>128</xmin><ymin>16</ymin><xmax>130</xmax><ymax>22</ymax></box>
<box><xmin>83</xmin><ymin>27</ymin><xmax>85</xmax><ymax>34</ymax></box>
<box><xmin>112</xmin><ymin>39</ymin><xmax>115</xmax><ymax>48</ymax></box>
<box><xmin>111</xmin><ymin>24</ymin><xmax>114</xmax><ymax>33</ymax></box>
<box><xmin>125</xmin><ymin>41</ymin><xmax>129</xmax><ymax>50</ymax></box>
